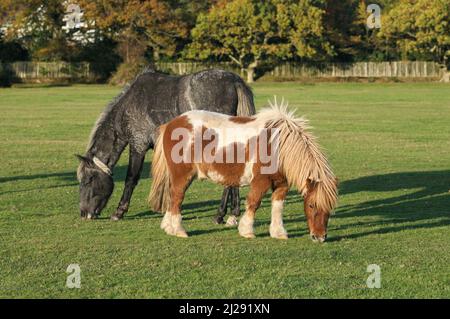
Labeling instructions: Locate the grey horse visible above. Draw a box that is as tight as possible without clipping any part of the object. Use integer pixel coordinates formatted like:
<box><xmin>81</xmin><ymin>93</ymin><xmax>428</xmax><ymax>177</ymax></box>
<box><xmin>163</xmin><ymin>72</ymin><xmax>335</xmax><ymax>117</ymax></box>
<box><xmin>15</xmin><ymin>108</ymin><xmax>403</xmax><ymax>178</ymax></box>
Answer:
<box><xmin>76</xmin><ymin>68</ymin><xmax>255</xmax><ymax>222</ymax></box>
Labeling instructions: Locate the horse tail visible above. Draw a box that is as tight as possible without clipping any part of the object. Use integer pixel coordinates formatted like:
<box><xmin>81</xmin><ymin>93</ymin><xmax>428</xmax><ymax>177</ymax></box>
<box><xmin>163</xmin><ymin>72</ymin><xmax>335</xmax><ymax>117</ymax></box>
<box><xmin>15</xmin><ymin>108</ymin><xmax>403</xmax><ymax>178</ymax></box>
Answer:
<box><xmin>235</xmin><ymin>81</ymin><xmax>256</xmax><ymax>116</ymax></box>
<box><xmin>148</xmin><ymin>124</ymin><xmax>171</xmax><ymax>213</ymax></box>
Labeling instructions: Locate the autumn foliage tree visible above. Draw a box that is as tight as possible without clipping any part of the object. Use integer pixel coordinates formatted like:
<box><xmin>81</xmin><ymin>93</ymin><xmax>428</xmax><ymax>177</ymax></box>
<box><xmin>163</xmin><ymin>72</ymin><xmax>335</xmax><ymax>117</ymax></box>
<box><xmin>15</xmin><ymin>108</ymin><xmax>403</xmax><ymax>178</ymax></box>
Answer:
<box><xmin>74</xmin><ymin>0</ymin><xmax>189</xmax><ymax>84</ymax></box>
<box><xmin>78</xmin><ymin>0</ymin><xmax>188</xmax><ymax>62</ymax></box>
<box><xmin>0</xmin><ymin>0</ymin><xmax>70</xmax><ymax>61</ymax></box>
<box><xmin>186</xmin><ymin>0</ymin><xmax>332</xmax><ymax>82</ymax></box>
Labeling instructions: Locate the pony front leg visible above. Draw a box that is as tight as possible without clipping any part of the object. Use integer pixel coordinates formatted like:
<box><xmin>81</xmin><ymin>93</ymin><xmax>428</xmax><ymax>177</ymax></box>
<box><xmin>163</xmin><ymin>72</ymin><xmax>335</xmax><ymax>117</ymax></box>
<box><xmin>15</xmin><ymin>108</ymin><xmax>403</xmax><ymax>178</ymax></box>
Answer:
<box><xmin>269</xmin><ymin>184</ymin><xmax>289</xmax><ymax>240</ymax></box>
<box><xmin>238</xmin><ymin>207</ymin><xmax>256</xmax><ymax>238</ymax></box>
<box><xmin>238</xmin><ymin>178</ymin><xmax>271</xmax><ymax>239</ymax></box>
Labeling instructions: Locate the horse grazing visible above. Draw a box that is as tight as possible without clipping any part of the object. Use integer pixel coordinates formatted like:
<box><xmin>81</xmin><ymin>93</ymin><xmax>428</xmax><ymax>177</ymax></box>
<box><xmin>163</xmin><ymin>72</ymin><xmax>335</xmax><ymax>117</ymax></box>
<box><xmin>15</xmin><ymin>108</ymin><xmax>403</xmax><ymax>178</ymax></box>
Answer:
<box><xmin>76</xmin><ymin>68</ymin><xmax>255</xmax><ymax>222</ymax></box>
<box><xmin>148</xmin><ymin>99</ymin><xmax>338</xmax><ymax>242</ymax></box>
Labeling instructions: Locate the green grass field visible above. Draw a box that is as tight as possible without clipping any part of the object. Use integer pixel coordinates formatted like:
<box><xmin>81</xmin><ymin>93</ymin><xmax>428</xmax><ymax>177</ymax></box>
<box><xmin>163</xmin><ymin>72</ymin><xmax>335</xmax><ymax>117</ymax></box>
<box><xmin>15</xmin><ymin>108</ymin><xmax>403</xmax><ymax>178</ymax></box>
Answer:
<box><xmin>0</xmin><ymin>82</ymin><xmax>449</xmax><ymax>298</ymax></box>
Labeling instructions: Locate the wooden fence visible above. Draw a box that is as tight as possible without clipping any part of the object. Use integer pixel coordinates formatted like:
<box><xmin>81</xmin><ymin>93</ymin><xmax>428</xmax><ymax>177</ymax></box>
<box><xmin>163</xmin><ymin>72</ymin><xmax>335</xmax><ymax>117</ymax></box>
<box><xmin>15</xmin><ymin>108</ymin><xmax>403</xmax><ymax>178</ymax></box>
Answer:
<box><xmin>272</xmin><ymin>61</ymin><xmax>444</xmax><ymax>78</ymax></box>
<box><xmin>156</xmin><ymin>61</ymin><xmax>444</xmax><ymax>79</ymax></box>
<box><xmin>1</xmin><ymin>61</ymin><xmax>444</xmax><ymax>82</ymax></box>
<box><xmin>3</xmin><ymin>62</ymin><xmax>91</xmax><ymax>82</ymax></box>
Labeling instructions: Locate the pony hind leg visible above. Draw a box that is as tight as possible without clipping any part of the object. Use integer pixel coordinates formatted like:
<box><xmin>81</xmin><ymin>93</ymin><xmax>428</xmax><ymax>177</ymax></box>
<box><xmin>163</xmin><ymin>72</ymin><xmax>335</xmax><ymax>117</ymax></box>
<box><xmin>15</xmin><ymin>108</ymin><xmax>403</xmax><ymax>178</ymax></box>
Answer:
<box><xmin>269</xmin><ymin>184</ymin><xmax>289</xmax><ymax>240</ymax></box>
<box><xmin>161</xmin><ymin>174</ymin><xmax>194</xmax><ymax>238</ymax></box>
<box><xmin>238</xmin><ymin>178</ymin><xmax>271</xmax><ymax>239</ymax></box>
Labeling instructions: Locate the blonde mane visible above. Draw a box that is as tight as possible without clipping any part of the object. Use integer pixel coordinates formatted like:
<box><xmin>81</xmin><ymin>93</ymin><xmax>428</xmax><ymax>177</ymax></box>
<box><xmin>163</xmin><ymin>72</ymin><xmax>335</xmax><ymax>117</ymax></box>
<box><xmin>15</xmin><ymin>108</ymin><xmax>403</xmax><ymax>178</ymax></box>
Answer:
<box><xmin>259</xmin><ymin>97</ymin><xmax>338</xmax><ymax>213</ymax></box>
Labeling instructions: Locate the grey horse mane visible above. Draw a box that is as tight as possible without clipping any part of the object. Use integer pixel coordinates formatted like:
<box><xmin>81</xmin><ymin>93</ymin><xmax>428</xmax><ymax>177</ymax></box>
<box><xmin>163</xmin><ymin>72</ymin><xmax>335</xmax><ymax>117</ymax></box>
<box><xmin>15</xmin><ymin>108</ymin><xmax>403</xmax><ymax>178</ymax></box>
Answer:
<box><xmin>85</xmin><ymin>65</ymin><xmax>156</xmax><ymax>152</ymax></box>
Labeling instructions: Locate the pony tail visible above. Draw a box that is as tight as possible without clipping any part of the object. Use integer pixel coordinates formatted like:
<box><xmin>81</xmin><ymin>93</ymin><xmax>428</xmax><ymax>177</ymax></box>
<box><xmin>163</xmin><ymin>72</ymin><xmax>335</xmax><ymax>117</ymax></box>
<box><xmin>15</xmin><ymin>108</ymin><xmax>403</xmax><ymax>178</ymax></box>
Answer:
<box><xmin>235</xmin><ymin>81</ymin><xmax>256</xmax><ymax>116</ymax></box>
<box><xmin>148</xmin><ymin>124</ymin><xmax>171</xmax><ymax>213</ymax></box>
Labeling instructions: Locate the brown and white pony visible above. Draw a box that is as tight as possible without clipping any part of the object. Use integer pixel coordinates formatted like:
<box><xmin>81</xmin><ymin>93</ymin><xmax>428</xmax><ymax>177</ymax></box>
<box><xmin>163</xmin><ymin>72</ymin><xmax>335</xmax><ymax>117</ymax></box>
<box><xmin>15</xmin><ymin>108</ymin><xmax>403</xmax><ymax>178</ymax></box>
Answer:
<box><xmin>148</xmin><ymin>99</ymin><xmax>338</xmax><ymax>242</ymax></box>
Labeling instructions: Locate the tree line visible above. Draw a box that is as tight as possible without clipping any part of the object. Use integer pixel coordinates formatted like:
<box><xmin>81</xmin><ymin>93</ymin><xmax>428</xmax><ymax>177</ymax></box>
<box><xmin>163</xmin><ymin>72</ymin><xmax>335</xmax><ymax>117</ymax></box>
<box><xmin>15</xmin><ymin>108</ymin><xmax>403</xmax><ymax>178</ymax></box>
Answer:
<box><xmin>0</xmin><ymin>0</ymin><xmax>449</xmax><ymax>83</ymax></box>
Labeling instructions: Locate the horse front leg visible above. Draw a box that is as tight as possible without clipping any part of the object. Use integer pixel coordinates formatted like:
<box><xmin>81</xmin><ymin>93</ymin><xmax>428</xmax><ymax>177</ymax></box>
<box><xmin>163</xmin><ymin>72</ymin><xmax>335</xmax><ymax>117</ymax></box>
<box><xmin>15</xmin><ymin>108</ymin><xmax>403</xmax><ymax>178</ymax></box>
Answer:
<box><xmin>111</xmin><ymin>149</ymin><xmax>146</xmax><ymax>221</ymax></box>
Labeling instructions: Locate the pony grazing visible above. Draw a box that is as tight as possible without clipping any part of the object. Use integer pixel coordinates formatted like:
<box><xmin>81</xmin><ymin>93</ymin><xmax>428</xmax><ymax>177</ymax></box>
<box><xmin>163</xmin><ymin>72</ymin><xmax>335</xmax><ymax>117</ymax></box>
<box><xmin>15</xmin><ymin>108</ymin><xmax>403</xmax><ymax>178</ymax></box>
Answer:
<box><xmin>148</xmin><ymin>99</ymin><xmax>338</xmax><ymax>242</ymax></box>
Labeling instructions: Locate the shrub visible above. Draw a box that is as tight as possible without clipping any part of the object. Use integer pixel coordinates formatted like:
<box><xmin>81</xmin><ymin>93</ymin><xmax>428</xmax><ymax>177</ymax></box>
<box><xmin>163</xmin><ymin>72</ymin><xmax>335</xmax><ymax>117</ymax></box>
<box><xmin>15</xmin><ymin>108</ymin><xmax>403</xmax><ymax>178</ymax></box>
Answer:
<box><xmin>0</xmin><ymin>64</ymin><xmax>14</xmax><ymax>87</ymax></box>
<box><xmin>109</xmin><ymin>59</ymin><xmax>149</xmax><ymax>86</ymax></box>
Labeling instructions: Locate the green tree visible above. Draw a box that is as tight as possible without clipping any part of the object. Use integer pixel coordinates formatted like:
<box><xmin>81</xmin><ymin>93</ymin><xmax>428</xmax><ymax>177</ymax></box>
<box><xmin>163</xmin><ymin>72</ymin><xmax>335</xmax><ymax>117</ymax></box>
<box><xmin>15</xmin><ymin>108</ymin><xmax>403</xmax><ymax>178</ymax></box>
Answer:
<box><xmin>186</xmin><ymin>0</ymin><xmax>332</xmax><ymax>82</ymax></box>
<box><xmin>379</xmin><ymin>0</ymin><xmax>450</xmax><ymax>65</ymax></box>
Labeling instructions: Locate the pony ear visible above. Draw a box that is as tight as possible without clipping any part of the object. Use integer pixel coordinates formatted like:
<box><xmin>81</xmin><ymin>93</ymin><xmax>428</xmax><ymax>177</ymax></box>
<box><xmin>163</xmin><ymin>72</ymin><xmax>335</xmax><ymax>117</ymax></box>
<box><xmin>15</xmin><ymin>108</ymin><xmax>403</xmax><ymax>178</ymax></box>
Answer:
<box><xmin>306</xmin><ymin>178</ymin><xmax>318</xmax><ymax>190</ymax></box>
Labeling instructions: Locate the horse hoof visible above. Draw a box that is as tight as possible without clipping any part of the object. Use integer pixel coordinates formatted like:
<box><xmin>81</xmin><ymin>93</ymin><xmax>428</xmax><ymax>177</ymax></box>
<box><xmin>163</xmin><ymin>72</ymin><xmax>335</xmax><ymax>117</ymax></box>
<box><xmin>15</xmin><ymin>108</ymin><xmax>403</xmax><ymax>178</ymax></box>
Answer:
<box><xmin>110</xmin><ymin>215</ymin><xmax>121</xmax><ymax>221</ymax></box>
<box><xmin>241</xmin><ymin>233</ymin><xmax>255</xmax><ymax>239</ymax></box>
<box><xmin>213</xmin><ymin>216</ymin><xmax>224</xmax><ymax>224</ymax></box>
<box><xmin>225</xmin><ymin>216</ymin><xmax>238</xmax><ymax>227</ymax></box>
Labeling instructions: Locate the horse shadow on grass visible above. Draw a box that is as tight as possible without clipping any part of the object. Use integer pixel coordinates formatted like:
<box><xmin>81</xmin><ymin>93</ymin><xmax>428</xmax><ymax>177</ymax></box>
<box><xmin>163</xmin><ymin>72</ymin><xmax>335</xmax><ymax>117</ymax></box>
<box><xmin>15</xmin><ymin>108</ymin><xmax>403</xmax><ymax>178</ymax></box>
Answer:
<box><xmin>0</xmin><ymin>162</ymin><xmax>151</xmax><ymax>195</ymax></box>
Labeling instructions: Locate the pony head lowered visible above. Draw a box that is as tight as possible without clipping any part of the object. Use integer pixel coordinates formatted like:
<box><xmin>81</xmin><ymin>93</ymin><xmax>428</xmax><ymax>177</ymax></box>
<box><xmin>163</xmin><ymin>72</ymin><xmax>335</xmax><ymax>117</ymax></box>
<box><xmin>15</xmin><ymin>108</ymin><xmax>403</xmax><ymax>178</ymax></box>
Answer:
<box><xmin>265</xmin><ymin>99</ymin><xmax>338</xmax><ymax>242</ymax></box>
<box><xmin>76</xmin><ymin>155</ymin><xmax>114</xmax><ymax>219</ymax></box>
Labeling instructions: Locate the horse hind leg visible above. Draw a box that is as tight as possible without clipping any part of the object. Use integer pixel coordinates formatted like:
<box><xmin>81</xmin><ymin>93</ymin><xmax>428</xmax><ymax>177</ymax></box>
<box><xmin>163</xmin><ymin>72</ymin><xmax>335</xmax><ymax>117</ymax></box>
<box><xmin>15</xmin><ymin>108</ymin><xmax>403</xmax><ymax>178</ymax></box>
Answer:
<box><xmin>213</xmin><ymin>187</ymin><xmax>230</xmax><ymax>224</ymax></box>
<box><xmin>225</xmin><ymin>187</ymin><xmax>240</xmax><ymax>227</ymax></box>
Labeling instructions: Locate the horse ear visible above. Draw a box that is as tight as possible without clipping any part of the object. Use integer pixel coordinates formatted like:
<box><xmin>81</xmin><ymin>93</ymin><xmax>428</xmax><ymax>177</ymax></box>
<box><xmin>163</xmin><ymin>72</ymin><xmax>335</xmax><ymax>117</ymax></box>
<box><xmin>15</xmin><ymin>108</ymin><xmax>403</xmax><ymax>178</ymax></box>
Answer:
<box><xmin>75</xmin><ymin>154</ymin><xmax>94</xmax><ymax>167</ymax></box>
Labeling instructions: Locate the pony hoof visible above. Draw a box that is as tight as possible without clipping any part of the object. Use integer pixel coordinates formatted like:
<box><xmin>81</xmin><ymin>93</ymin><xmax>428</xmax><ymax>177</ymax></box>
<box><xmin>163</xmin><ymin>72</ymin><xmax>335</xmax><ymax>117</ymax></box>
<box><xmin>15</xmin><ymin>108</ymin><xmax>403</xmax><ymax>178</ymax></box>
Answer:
<box><xmin>271</xmin><ymin>233</ymin><xmax>288</xmax><ymax>240</ymax></box>
<box><xmin>241</xmin><ymin>233</ymin><xmax>255</xmax><ymax>239</ymax></box>
<box><xmin>225</xmin><ymin>216</ymin><xmax>238</xmax><ymax>227</ymax></box>
<box><xmin>163</xmin><ymin>226</ymin><xmax>174</xmax><ymax>235</ymax></box>
<box><xmin>176</xmin><ymin>231</ymin><xmax>189</xmax><ymax>238</ymax></box>
<box><xmin>270</xmin><ymin>228</ymin><xmax>288</xmax><ymax>240</ymax></box>
<box><xmin>110</xmin><ymin>215</ymin><xmax>121</xmax><ymax>221</ymax></box>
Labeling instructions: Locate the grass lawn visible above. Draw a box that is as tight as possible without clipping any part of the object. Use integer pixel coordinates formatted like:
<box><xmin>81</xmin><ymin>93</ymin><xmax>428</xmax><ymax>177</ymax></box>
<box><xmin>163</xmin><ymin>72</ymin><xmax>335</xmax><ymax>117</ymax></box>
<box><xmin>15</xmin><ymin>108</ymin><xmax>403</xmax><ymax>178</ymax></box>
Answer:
<box><xmin>0</xmin><ymin>82</ymin><xmax>449</xmax><ymax>298</ymax></box>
